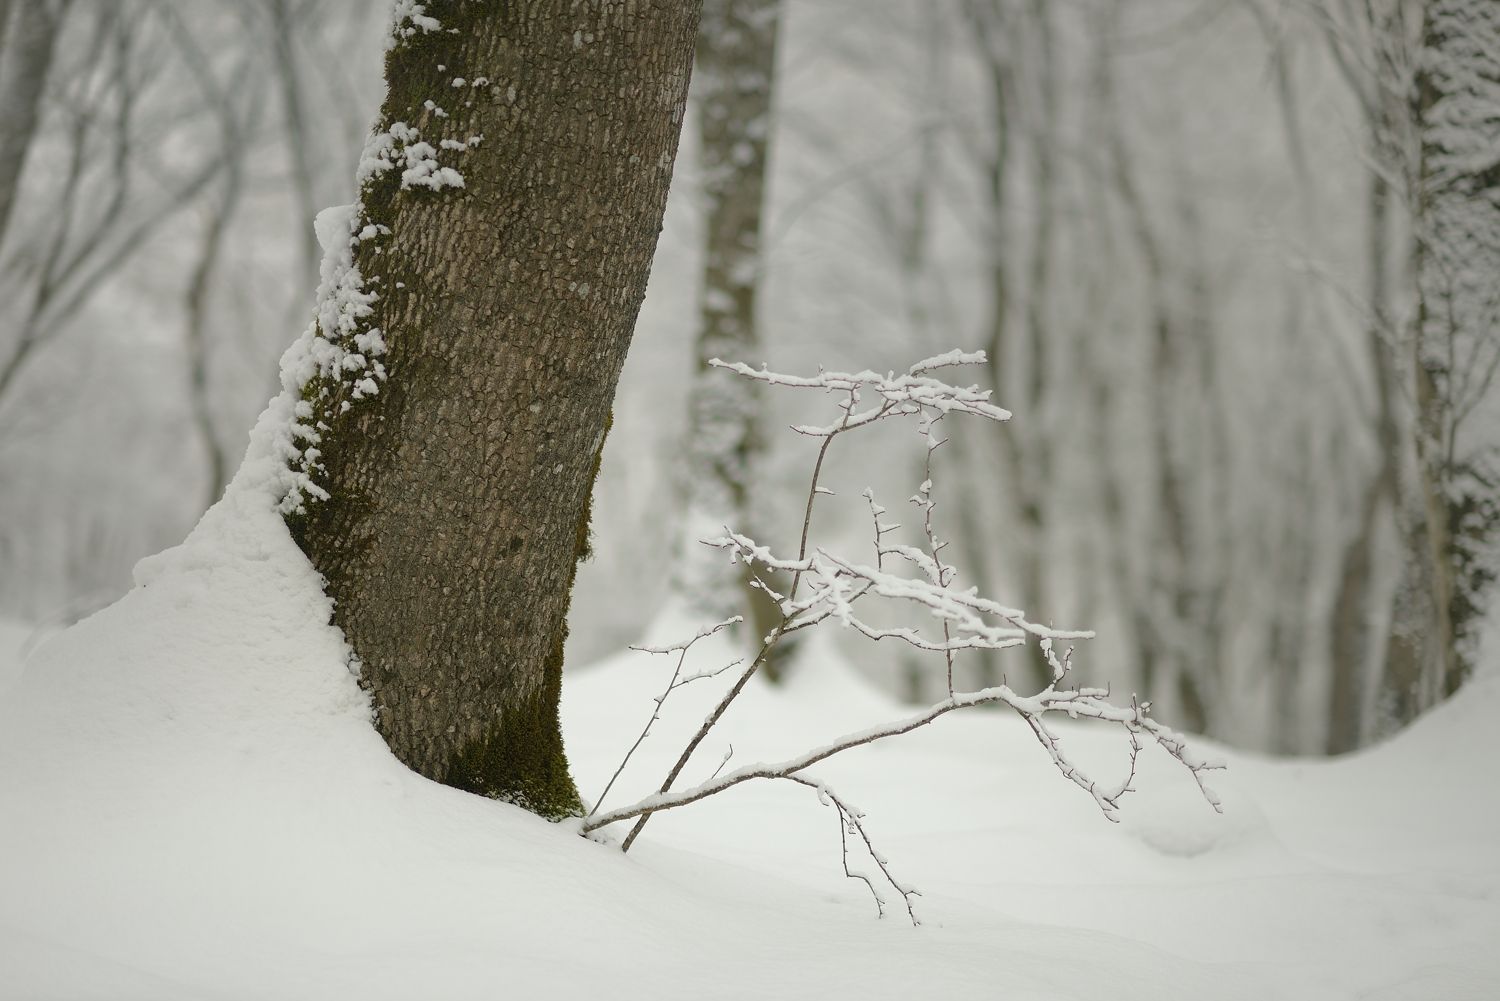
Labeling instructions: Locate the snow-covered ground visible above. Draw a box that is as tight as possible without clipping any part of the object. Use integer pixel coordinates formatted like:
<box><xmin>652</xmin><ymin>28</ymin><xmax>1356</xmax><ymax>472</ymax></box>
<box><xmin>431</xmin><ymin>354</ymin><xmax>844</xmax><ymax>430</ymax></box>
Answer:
<box><xmin>1</xmin><ymin>416</ymin><xmax>1495</xmax><ymax>999</ymax></box>
<box><xmin>0</xmin><ymin>621</ymin><xmax>32</xmax><ymax>694</ymax></box>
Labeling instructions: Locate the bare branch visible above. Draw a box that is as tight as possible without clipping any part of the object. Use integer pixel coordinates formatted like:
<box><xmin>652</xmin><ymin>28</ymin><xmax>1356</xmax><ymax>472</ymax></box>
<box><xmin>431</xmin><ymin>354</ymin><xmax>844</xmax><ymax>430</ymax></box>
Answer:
<box><xmin>590</xmin><ymin>615</ymin><xmax>742</xmax><ymax>819</ymax></box>
<box><xmin>584</xmin><ymin>680</ymin><xmax>1224</xmax><ymax>835</ymax></box>
<box><xmin>598</xmin><ymin>352</ymin><xmax>1225</xmax><ymax>910</ymax></box>
<box><xmin>783</xmin><ymin>774</ymin><xmax>920</xmax><ymax>924</ymax></box>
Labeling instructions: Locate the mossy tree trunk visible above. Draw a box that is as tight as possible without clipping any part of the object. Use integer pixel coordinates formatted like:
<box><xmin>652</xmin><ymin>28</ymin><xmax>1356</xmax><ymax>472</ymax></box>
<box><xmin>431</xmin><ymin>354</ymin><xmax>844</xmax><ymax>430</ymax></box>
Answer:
<box><xmin>290</xmin><ymin>0</ymin><xmax>701</xmax><ymax>819</ymax></box>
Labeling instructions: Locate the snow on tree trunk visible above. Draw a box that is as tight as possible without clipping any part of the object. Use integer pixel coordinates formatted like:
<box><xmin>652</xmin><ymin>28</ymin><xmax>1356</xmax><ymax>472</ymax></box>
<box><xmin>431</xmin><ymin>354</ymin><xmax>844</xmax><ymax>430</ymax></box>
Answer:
<box><xmin>677</xmin><ymin>0</ymin><xmax>784</xmax><ymax>664</ymax></box>
<box><xmin>277</xmin><ymin>0</ymin><xmax>701</xmax><ymax>819</ymax></box>
<box><xmin>1383</xmin><ymin>0</ymin><xmax>1500</xmax><ymax>725</ymax></box>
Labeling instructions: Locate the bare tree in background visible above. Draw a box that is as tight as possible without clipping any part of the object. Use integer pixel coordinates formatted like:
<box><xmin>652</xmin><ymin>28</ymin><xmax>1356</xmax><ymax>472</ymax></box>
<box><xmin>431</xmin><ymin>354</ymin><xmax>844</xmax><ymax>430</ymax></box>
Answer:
<box><xmin>960</xmin><ymin>0</ymin><xmax>1061</xmax><ymax>694</ymax></box>
<box><xmin>160</xmin><ymin>4</ymin><xmax>267</xmax><ymax>509</ymax></box>
<box><xmin>1393</xmin><ymin>0</ymin><xmax>1500</xmax><ymax>720</ymax></box>
<box><xmin>1318</xmin><ymin>0</ymin><xmax>1422</xmax><ymax>752</ymax></box>
<box><xmin>0</xmin><ymin>1</ymin><xmax>69</xmax><ymax>252</ymax></box>
<box><xmin>1317</xmin><ymin>0</ymin><xmax>1499</xmax><ymax>747</ymax></box>
<box><xmin>678</xmin><ymin>0</ymin><xmax>788</xmax><ymax>673</ymax></box>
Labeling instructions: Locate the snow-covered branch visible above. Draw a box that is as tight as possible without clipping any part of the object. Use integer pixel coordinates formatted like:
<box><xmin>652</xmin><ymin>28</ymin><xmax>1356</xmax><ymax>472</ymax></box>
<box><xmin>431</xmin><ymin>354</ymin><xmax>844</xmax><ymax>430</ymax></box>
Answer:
<box><xmin>583</xmin><ymin>681</ymin><xmax>1223</xmax><ymax>835</ymax></box>
<box><xmin>592</xmin><ymin>353</ymin><xmax>1224</xmax><ymax>921</ymax></box>
<box><xmin>709</xmin><ymin>351</ymin><xmax>1011</xmax><ymax>437</ymax></box>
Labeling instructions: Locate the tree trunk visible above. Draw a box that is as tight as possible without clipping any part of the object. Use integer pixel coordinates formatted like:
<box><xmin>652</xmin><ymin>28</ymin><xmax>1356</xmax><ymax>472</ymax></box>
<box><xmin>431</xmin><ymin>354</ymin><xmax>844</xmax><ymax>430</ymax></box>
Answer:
<box><xmin>0</xmin><ymin>0</ymin><xmax>65</xmax><ymax>252</ymax></box>
<box><xmin>1393</xmin><ymin>0</ymin><xmax>1500</xmax><ymax>712</ymax></box>
<box><xmin>267</xmin><ymin>0</ymin><xmax>323</xmax><ymax>293</ymax></box>
<box><xmin>1327</xmin><ymin>167</ymin><xmax>1401</xmax><ymax>754</ymax></box>
<box><xmin>966</xmin><ymin>0</ymin><xmax>1054</xmax><ymax>692</ymax></box>
<box><xmin>678</xmin><ymin>0</ymin><xmax>786</xmax><ymax>673</ymax></box>
<box><xmin>287</xmin><ymin>1</ymin><xmax>701</xmax><ymax>819</ymax></box>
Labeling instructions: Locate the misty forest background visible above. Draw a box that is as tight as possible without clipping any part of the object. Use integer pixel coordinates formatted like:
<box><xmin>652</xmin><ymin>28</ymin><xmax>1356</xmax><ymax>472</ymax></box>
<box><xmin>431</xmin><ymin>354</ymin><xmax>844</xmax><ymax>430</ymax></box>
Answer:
<box><xmin>1</xmin><ymin>0</ymin><xmax>1495</xmax><ymax>758</ymax></box>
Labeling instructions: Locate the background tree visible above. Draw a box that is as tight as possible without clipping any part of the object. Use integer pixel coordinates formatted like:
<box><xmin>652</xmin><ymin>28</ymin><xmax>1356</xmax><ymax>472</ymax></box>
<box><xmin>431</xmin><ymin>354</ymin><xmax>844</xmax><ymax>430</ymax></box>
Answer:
<box><xmin>677</xmin><ymin>0</ymin><xmax>788</xmax><ymax>674</ymax></box>
<box><xmin>282</xmin><ymin>1</ymin><xmax>702</xmax><ymax>818</ymax></box>
<box><xmin>1315</xmin><ymin>0</ymin><xmax>1500</xmax><ymax>745</ymax></box>
<box><xmin>1391</xmin><ymin>0</ymin><xmax>1500</xmax><ymax>722</ymax></box>
<box><xmin>0</xmin><ymin>0</ymin><xmax>68</xmax><ymax>253</ymax></box>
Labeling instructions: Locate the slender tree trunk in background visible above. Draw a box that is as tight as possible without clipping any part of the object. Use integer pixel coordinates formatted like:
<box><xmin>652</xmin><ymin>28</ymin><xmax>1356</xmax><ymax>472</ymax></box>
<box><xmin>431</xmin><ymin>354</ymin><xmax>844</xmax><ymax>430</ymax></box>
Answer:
<box><xmin>1379</xmin><ymin>59</ymin><xmax>1446</xmax><ymax>733</ymax></box>
<box><xmin>177</xmin><ymin>15</ymin><xmax>257</xmax><ymax>514</ymax></box>
<box><xmin>184</xmin><ymin>174</ymin><xmax>241</xmax><ymax>511</ymax></box>
<box><xmin>1270</xmin><ymin>414</ymin><xmax>1315</xmax><ymax>755</ymax></box>
<box><xmin>1327</xmin><ymin>166</ymin><xmax>1400</xmax><ymax>753</ymax></box>
<box><xmin>1013</xmin><ymin>0</ymin><xmax>1057</xmax><ymax>690</ymax></box>
<box><xmin>268</xmin><ymin>0</ymin><xmax>322</xmax><ymax>292</ymax></box>
<box><xmin>1381</xmin><ymin>0</ymin><xmax>1500</xmax><ymax>729</ymax></box>
<box><xmin>678</xmin><ymin>0</ymin><xmax>787</xmax><ymax>675</ymax></box>
<box><xmin>290</xmin><ymin>1</ymin><xmax>701</xmax><ymax>819</ymax></box>
<box><xmin>1081</xmin><ymin>3</ymin><xmax>1151</xmax><ymax>709</ymax></box>
<box><xmin>1165</xmin><ymin>176</ymin><xmax>1222</xmax><ymax>737</ymax></box>
<box><xmin>883</xmin><ymin>12</ymin><xmax>944</xmax><ymax>700</ymax></box>
<box><xmin>1094</xmin><ymin>2</ymin><xmax>1196</xmax><ymax>725</ymax></box>
<box><xmin>1430</xmin><ymin>0</ymin><xmax>1500</xmax><ymax>683</ymax></box>
<box><xmin>0</xmin><ymin>1</ymin><xmax>66</xmax><ymax>252</ymax></box>
<box><xmin>966</xmin><ymin>0</ymin><xmax>1056</xmax><ymax>693</ymax></box>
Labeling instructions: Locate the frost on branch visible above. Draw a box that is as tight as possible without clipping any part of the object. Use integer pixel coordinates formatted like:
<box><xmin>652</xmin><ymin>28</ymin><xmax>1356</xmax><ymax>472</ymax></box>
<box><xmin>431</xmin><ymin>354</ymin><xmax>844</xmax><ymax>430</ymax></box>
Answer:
<box><xmin>584</xmin><ymin>351</ymin><xmax>1224</xmax><ymax>924</ymax></box>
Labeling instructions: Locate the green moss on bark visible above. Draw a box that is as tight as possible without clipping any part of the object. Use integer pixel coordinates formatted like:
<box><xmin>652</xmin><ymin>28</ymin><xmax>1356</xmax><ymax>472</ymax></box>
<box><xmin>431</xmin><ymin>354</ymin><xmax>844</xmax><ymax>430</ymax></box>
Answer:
<box><xmin>440</xmin><ymin>410</ymin><xmax>613</xmax><ymax>821</ymax></box>
<box><xmin>442</xmin><ymin>654</ymin><xmax>582</xmax><ymax>820</ymax></box>
<box><xmin>576</xmin><ymin>411</ymin><xmax>611</xmax><ymax>563</ymax></box>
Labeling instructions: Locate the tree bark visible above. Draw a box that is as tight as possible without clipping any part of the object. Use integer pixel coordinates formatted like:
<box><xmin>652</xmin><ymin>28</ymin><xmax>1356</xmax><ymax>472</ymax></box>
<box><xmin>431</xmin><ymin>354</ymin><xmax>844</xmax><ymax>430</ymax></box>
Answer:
<box><xmin>289</xmin><ymin>1</ymin><xmax>701</xmax><ymax>819</ymax></box>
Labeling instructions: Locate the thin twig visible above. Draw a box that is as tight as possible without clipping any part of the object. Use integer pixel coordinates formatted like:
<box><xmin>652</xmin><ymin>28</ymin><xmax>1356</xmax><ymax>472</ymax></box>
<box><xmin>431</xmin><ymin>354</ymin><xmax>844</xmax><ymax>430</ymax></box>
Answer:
<box><xmin>589</xmin><ymin>615</ymin><xmax>740</xmax><ymax>819</ymax></box>
<box><xmin>620</xmin><ymin>387</ymin><xmax>867</xmax><ymax>852</ymax></box>
<box><xmin>783</xmin><ymin>773</ymin><xmax>920</xmax><ymax>925</ymax></box>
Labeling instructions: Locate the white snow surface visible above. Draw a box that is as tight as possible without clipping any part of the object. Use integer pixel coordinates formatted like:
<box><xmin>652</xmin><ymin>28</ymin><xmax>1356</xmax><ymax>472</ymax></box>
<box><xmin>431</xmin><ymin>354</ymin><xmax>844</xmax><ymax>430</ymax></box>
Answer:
<box><xmin>0</xmin><ymin>619</ymin><xmax>34</xmax><ymax>697</ymax></box>
<box><xmin>1</xmin><ymin>406</ymin><xmax>1497</xmax><ymax>998</ymax></box>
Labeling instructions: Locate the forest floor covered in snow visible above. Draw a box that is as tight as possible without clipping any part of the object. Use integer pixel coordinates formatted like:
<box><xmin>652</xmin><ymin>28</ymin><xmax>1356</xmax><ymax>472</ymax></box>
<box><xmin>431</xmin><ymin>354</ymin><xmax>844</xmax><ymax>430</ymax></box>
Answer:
<box><xmin>1</xmin><ymin>429</ymin><xmax>1497</xmax><ymax>1000</ymax></box>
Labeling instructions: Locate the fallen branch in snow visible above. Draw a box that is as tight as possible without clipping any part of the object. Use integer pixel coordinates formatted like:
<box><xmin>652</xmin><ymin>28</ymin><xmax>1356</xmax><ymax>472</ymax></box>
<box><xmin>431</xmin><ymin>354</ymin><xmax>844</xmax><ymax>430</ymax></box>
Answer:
<box><xmin>584</xmin><ymin>352</ymin><xmax>1224</xmax><ymax>924</ymax></box>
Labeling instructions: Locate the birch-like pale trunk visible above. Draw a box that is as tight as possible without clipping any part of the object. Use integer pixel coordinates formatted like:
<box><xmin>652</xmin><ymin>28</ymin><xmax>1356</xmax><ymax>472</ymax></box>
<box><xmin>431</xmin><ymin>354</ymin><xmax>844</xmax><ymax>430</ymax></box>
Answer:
<box><xmin>1382</xmin><ymin>0</ymin><xmax>1500</xmax><ymax>726</ymax></box>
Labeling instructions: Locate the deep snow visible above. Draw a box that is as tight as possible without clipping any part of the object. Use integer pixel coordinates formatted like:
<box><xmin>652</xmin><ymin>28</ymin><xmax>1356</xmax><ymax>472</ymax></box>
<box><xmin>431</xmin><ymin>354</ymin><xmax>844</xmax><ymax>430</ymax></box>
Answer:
<box><xmin>0</xmin><ymin>404</ymin><xmax>1496</xmax><ymax>999</ymax></box>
